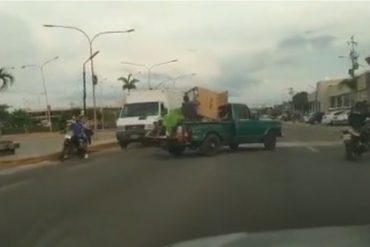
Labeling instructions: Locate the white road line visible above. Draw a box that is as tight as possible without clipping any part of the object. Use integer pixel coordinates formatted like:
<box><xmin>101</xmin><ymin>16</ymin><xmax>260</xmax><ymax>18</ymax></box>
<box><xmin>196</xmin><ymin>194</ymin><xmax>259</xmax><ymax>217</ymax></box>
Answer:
<box><xmin>305</xmin><ymin>146</ymin><xmax>319</xmax><ymax>153</ymax></box>
<box><xmin>64</xmin><ymin>163</ymin><xmax>90</xmax><ymax>172</ymax></box>
<box><xmin>0</xmin><ymin>179</ymin><xmax>33</xmax><ymax>193</ymax></box>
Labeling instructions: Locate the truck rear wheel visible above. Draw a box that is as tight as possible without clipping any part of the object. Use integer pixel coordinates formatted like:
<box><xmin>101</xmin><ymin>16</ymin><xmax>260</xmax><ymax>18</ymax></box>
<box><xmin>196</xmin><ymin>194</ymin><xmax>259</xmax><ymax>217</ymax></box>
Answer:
<box><xmin>200</xmin><ymin>134</ymin><xmax>221</xmax><ymax>156</ymax></box>
<box><xmin>264</xmin><ymin>132</ymin><xmax>276</xmax><ymax>151</ymax></box>
<box><xmin>168</xmin><ymin>146</ymin><xmax>185</xmax><ymax>156</ymax></box>
<box><xmin>229</xmin><ymin>143</ymin><xmax>239</xmax><ymax>151</ymax></box>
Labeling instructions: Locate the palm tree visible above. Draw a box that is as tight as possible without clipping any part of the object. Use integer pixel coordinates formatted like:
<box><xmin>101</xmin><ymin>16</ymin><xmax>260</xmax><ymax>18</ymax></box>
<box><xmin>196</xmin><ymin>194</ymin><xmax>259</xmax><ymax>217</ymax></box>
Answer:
<box><xmin>0</xmin><ymin>68</ymin><xmax>15</xmax><ymax>91</ymax></box>
<box><xmin>118</xmin><ymin>73</ymin><xmax>139</xmax><ymax>95</ymax></box>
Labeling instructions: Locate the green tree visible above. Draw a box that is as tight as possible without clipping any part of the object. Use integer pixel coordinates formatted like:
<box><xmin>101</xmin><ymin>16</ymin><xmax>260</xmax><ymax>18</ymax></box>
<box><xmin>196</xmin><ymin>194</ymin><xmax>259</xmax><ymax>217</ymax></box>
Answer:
<box><xmin>118</xmin><ymin>73</ymin><xmax>139</xmax><ymax>95</ymax></box>
<box><xmin>0</xmin><ymin>68</ymin><xmax>15</xmax><ymax>91</ymax></box>
<box><xmin>8</xmin><ymin>109</ymin><xmax>31</xmax><ymax>128</ymax></box>
<box><xmin>0</xmin><ymin>104</ymin><xmax>10</xmax><ymax>122</ymax></box>
<box><xmin>292</xmin><ymin>91</ymin><xmax>309</xmax><ymax>113</ymax></box>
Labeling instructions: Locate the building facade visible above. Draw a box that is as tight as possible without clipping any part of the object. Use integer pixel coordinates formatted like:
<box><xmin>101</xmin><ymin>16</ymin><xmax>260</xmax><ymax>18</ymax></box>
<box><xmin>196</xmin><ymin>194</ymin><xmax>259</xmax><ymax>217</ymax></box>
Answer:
<box><xmin>309</xmin><ymin>71</ymin><xmax>370</xmax><ymax>113</ymax></box>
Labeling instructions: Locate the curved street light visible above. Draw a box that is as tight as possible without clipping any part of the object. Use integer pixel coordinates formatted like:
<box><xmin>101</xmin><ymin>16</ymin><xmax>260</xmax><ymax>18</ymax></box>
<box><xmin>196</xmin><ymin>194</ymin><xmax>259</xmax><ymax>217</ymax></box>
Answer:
<box><xmin>44</xmin><ymin>24</ymin><xmax>134</xmax><ymax>132</ymax></box>
<box><xmin>155</xmin><ymin>72</ymin><xmax>196</xmax><ymax>89</ymax></box>
<box><xmin>21</xmin><ymin>56</ymin><xmax>59</xmax><ymax>132</ymax></box>
<box><xmin>172</xmin><ymin>73</ymin><xmax>196</xmax><ymax>87</ymax></box>
<box><xmin>121</xmin><ymin>59</ymin><xmax>178</xmax><ymax>89</ymax></box>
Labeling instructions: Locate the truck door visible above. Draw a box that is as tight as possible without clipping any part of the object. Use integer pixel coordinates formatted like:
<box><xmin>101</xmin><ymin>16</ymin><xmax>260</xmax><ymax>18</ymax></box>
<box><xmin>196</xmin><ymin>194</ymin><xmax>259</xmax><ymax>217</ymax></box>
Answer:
<box><xmin>232</xmin><ymin>104</ymin><xmax>265</xmax><ymax>143</ymax></box>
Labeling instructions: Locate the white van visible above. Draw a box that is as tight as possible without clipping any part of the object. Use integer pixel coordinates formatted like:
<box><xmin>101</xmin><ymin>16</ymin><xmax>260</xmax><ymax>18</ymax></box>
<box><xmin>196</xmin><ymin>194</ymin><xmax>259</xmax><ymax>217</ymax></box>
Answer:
<box><xmin>116</xmin><ymin>89</ymin><xmax>184</xmax><ymax>148</ymax></box>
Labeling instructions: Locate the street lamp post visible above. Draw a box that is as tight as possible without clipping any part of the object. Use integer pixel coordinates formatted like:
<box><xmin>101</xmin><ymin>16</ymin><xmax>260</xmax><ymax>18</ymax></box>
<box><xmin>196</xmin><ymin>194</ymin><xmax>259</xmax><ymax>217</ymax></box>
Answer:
<box><xmin>155</xmin><ymin>73</ymin><xmax>196</xmax><ymax>89</ymax></box>
<box><xmin>83</xmin><ymin>51</ymin><xmax>100</xmax><ymax>114</ymax></box>
<box><xmin>172</xmin><ymin>73</ymin><xmax>196</xmax><ymax>87</ymax></box>
<box><xmin>22</xmin><ymin>56</ymin><xmax>59</xmax><ymax>132</ymax></box>
<box><xmin>44</xmin><ymin>24</ymin><xmax>134</xmax><ymax>132</ymax></box>
<box><xmin>121</xmin><ymin>59</ymin><xmax>178</xmax><ymax>89</ymax></box>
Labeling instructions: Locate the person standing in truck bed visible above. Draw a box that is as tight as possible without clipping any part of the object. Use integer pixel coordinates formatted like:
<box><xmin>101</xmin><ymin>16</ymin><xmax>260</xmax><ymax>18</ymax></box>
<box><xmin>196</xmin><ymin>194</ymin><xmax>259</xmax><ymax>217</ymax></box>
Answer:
<box><xmin>181</xmin><ymin>94</ymin><xmax>199</xmax><ymax>121</ymax></box>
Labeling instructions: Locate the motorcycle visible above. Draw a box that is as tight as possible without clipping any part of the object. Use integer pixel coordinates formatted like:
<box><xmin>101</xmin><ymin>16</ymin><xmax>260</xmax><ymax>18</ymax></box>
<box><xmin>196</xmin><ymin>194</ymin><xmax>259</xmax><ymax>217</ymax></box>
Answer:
<box><xmin>342</xmin><ymin>128</ymin><xmax>369</xmax><ymax>161</ymax></box>
<box><xmin>59</xmin><ymin>131</ymin><xmax>88</xmax><ymax>161</ymax></box>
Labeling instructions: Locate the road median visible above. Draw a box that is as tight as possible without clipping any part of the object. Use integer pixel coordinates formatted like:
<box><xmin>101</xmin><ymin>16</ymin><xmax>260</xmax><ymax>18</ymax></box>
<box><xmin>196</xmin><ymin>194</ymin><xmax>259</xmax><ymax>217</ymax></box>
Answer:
<box><xmin>0</xmin><ymin>140</ymin><xmax>119</xmax><ymax>168</ymax></box>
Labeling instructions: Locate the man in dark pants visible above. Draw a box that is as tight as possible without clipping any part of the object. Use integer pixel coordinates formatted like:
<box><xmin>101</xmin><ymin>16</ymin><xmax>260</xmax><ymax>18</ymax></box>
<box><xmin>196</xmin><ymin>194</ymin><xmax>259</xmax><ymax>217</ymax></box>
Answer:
<box><xmin>181</xmin><ymin>94</ymin><xmax>199</xmax><ymax>121</ymax></box>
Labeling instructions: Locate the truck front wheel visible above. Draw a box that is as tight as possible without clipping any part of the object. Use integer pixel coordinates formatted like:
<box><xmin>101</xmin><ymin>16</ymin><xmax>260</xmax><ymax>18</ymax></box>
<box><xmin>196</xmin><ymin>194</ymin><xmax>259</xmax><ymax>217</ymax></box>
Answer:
<box><xmin>200</xmin><ymin>134</ymin><xmax>221</xmax><ymax>156</ymax></box>
<box><xmin>168</xmin><ymin>146</ymin><xmax>185</xmax><ymax>156</ymax></box>
<box><xmin>264</xmin><ymin>132</ymin><xmax>276</xmax><ymax>151</ymax></box>
<box><xmin>119</xmin><ymin>141</ymin><xmax>129</xmax><ymax>149</ymax></box>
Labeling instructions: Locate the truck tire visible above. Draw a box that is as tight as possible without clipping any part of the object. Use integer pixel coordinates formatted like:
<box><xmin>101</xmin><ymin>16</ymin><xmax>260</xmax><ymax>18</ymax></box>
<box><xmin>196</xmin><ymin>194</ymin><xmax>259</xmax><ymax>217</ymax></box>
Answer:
<box><xmin>229</xmin><ymin>143</ymin><xmax>239</xmax><ymax>151</ymax></box>
<box><xmin>119</xmin><ymin>141</ymin><xmax>129</xmax><ymax>149</ymax></box>
<box><xmin>264</xmin><ymin>132</ymin><xmax>276</xmax><ymax>151</ymax></box>
<box><xmin>200</xmin><ymin>134</ymin><xmax>221</xmax><ymax>156</ymax></box>
<box><xmin>168</xmin><ymin>146</ymin><xmax>185</xmax><ymax>156</ymax></box>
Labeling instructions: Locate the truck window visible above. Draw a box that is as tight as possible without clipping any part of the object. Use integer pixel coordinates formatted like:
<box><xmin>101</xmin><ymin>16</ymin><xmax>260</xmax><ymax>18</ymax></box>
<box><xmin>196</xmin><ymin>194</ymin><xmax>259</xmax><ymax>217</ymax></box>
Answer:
<box><xmin>120</xmin><ymin>102</ymin><xmax>159</xmax><ymax>118</ymax></box>
<box><xmin>233</xmin><ymin>105</ymin><xmax>250</xmax><ymax>119</ymax></box>
<box><xmin>219</xmin><ymin>105</ymin><xmax>232</xmax><ymax>121</ymax></box>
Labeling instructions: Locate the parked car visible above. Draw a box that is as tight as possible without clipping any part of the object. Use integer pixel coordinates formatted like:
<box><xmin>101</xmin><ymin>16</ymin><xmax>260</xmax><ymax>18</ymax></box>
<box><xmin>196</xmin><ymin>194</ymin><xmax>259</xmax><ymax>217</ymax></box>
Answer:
<box><xmin>322</xmin><ymin>110</ymin><xmax>347</xmax><ymax>125</ymax></box>
<box><xmin>332</xmin><ymin>110</ymin><xmax>350</xmax><ymax>125</ymax></box>
<box><xmin>303</xmin><ymin>113</ymin><xmax>314</xmax><ymax>123</ymax></box>
<box><xmin>307</xmin><ymin>112</ymin><xmax>324</xmax><ymax>124</ymax></box>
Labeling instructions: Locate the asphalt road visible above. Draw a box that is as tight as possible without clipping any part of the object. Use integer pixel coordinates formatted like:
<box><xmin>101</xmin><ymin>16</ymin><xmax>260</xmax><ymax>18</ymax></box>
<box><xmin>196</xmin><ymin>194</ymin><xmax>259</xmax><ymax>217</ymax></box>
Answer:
<box><xmin>1</xmin><ymin>123</ymin><xmax>370</xmax><ymax>247</ymax></box>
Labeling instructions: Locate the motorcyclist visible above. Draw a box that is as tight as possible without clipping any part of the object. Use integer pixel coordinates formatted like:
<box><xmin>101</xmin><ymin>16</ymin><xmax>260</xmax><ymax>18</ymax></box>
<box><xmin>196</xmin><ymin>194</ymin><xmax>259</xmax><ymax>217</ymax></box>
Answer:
<box><xmin>348</xmin><ymin>101</ymin><xmax>370</xmax><ymax>142</ymax></box>
<box><xmin>70</xmin><ymin>115</ymin><xmax>88</xmax><ymax>158</ymax></box>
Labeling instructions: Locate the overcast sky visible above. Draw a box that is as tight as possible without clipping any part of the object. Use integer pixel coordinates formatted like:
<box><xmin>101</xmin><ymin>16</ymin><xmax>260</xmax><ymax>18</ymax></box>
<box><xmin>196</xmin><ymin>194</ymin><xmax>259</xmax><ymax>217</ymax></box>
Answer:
<box><xmin>1</xmin><ymin>1</ymin><xmax>370</xmax><ymax>109</ymax></box>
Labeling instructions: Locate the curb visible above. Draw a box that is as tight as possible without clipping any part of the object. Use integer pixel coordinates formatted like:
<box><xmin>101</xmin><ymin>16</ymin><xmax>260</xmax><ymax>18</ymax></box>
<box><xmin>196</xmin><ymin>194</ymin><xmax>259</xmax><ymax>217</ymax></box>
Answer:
<box><xmin>0</xmin><ymin>141</ymin><xmax>119</xmax><ymax>167</ymax></box>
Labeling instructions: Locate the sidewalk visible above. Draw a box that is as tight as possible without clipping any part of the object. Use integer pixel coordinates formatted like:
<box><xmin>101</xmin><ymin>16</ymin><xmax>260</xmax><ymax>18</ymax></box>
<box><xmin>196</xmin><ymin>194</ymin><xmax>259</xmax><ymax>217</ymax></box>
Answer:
<box><xmin>0</xmin><ymin>129</ymin><xmax>117</xmax><ymax>162</ymax></box>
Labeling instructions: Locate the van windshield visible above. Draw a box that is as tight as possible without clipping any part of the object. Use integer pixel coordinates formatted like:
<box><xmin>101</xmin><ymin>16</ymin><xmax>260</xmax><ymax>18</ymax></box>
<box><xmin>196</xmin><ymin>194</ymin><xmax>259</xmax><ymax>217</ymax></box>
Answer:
<box><xmin>120</xmin><ymin>102</ymin><xmax>159</xmax><ymax>118</ymax></box>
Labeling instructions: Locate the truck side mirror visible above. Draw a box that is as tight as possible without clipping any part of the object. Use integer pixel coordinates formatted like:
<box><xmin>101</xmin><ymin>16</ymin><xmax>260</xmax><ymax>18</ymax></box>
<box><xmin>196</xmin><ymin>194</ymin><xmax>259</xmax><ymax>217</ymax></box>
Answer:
<box><xmin>161</xmin><ymin>107</ymin><xmax>168</xmax><ymax>116</ymax></box>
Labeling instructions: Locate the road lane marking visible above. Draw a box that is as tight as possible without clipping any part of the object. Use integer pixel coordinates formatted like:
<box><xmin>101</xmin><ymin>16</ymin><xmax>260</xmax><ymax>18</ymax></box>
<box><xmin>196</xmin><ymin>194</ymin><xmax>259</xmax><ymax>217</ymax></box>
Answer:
<box><xmin>0</xmin><ymin>179</ymin><xmax>33</xmax><ymax>193</ymax></box>
<box><xmin>64</xmin><ymin>163</ymin><xmax>91</xmax><ymax>172</ymax></box>
<box><xmin>277</xmin><ymin>141</ymin><xmax>341</xmax><ymax>147</ymax></box>
<box><xmin>305</xmin><ymin>146</ymin><xmax>319</xmax><ymax>153</ymax></box>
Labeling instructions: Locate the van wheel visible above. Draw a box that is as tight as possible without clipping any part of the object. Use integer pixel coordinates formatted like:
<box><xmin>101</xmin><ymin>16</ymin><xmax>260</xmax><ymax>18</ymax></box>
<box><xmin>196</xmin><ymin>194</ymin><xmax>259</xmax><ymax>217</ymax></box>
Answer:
<box><xmin>264</xmin><ymin>132</ymin><xmax>276</xmax><ymax>151</ymax></box>
<box><xmin>200</xmin><ymin>134</ymin><xmax>221</xmax><ymax>156</ymax></box>
<box><xmin>119</xmin><ymin>141</ymin><xmax>129</xmax><ymax>149</ymax></box>
<box><xmin>168</xmin><ymin>146</ymin><xmax>185</xmax><ymax>156</ymax></box>
<box><xmin>229</xmin><ymin>143</ymin><xmax>239</xmax><ymax>151</ymax></box>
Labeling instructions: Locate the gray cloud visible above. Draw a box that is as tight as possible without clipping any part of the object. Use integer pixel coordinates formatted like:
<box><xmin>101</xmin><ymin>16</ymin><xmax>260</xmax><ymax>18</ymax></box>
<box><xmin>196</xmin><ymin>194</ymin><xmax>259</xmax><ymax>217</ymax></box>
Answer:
<box><xmin>0</xmin><ymin>12</ymin><xmax>41</xmax><ymax>66</ymax></box>
<box><xmin>278</xmin><ymin>34</ymin><xmax>336</xmax><ymax>50</ymax></box>
<box><xmin>214</xmin><ymin>55</ymin><xmax>262</xmax><ymax>97</ymax></box>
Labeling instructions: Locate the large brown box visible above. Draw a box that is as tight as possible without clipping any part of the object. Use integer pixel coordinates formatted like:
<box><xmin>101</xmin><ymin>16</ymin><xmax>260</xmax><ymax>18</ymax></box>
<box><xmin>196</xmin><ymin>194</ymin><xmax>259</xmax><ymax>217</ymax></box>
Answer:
<box><xmin>192</xmin><ymin>87</ymin><xmax>228</xmax><ymax>120</ymax></box>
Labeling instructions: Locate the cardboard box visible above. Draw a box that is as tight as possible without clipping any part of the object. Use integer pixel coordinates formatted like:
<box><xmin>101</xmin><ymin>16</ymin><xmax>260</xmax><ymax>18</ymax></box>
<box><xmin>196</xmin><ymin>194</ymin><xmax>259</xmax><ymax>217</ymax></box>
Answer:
<box><xmin>191</xmin><ymin>87</ymin><xmax>228</xmax><ymax>120</ymax></box>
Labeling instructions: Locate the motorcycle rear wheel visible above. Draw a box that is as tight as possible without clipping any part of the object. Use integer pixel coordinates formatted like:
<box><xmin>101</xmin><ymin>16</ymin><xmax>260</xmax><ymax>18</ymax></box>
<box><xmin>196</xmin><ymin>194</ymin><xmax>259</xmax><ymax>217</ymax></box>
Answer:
<box><xmin>345</xmin><ymin>143</ymin><xmax>362</xmax><ymax>161</ymax></box>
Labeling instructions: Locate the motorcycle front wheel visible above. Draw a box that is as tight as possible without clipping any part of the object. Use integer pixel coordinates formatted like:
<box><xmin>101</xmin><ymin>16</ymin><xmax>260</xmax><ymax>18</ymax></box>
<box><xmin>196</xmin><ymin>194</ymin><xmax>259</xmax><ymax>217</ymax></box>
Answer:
<box><xmin>345</xmin><ymin>142</ymin><xmax>362</xmax><ymax>161</ymax></box>
<box><xmin>59</xmin><ymin>146</ymin><xmax>68</xmax><ymax>161</ymax></box>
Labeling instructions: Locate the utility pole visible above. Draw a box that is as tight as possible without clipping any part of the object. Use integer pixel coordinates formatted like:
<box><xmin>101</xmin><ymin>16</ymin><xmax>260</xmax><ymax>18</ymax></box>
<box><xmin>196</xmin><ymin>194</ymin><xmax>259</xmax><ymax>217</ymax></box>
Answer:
<box><xmin>288</xmin><ymin>87</ymin><xmax>294</xmax><ymax>111</ymax></box>
<box><xmin>347</xmin><ymin>35</ymin><xmax>359</xmax><ymax>78</ymax></box>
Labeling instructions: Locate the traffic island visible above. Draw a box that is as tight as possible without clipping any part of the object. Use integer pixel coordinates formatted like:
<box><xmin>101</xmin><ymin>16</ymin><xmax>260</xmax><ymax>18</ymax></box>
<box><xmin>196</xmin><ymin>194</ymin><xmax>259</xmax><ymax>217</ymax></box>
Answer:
<box><xmin>0</xmin><ymin>140</ymin><xmax>118</xmax><ymax>168</ymax></box>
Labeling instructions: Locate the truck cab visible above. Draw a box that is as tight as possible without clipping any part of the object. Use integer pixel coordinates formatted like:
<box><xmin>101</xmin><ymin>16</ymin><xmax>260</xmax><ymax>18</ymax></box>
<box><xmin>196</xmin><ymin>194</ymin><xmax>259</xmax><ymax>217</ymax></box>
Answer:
<box><xmin>116</xmin><ymin>89</ymin><xmax>183</xmax><ymax>148</ymax></box>
<box><xmin>166</xmin><ymin>103</ymin><xmax>282</xmax><ymax>156</ymax></box>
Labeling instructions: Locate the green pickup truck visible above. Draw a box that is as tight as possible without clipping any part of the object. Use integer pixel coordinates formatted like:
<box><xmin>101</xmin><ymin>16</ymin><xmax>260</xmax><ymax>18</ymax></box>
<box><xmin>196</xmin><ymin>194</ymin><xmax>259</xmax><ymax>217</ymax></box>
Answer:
<box><xmin>156</xmin><ymin>103</ymin><xmax>282</xmax><ymax>156</ymax></box>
